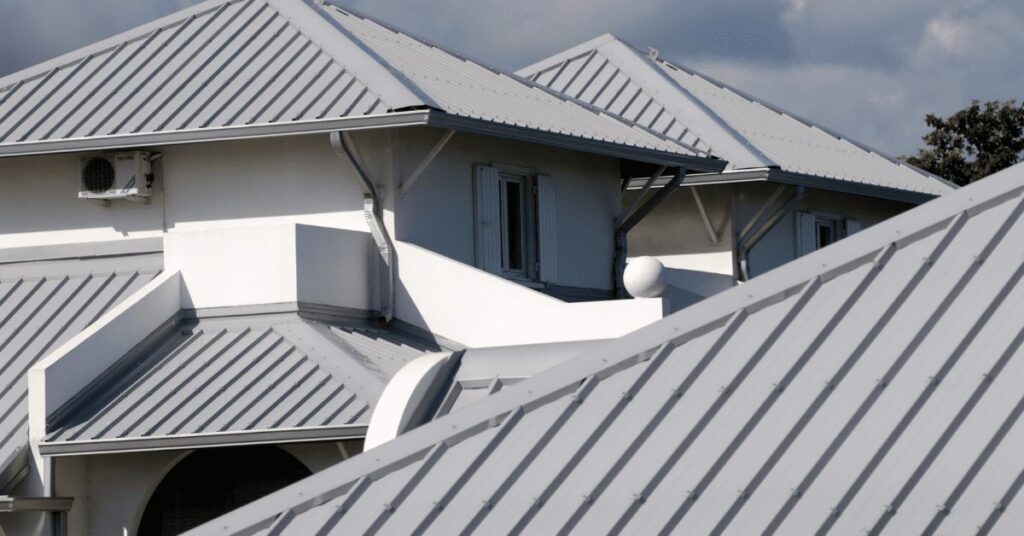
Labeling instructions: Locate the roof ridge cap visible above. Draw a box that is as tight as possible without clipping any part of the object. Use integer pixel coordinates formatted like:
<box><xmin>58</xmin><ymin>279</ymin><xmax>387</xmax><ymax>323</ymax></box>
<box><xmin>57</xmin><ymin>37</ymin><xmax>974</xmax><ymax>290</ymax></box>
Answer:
<box><xmin>658</xmin><ymin>57</ymin><xmax>955</xmax><ymax>187</ymax></box>
<box><xmin>515</xmin><ymin>33</ymin><xmax>619</xmax><ymax>78</ymax></box>
<box><xmin>322</xmin><ymin>6</ymin><xmax>707</xmax><ymax>159</ymax></box>
<box><xmin>606</xmin><ymin>38</ymin><xmax>775</xmax><ymax>169</ymax></box>
<box><xmin>265</xmin><ymin>0</ymin><xmax>433</xmax><ymax>111</ymax></box>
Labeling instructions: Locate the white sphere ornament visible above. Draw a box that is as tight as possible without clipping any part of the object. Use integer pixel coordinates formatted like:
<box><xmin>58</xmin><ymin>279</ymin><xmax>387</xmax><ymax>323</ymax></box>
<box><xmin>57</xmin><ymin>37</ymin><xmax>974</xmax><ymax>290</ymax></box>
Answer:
<box><xmin>624</xmin><ymin>256</ymin><xmax>667</xmax><ymax>298</ymax></box>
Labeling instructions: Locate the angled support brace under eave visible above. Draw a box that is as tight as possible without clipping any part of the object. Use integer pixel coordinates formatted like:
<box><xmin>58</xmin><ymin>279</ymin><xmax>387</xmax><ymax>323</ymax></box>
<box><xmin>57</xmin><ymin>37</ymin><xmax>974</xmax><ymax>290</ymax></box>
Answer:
<box><xmin>618</xmin><ymin>167</ymin><xmax>687</xmax><ymax>234</ymax></box>
<box><xmin>736</xmin><ymin>185</ymin><xmax>805</xmax><ymax>281</ymax></box>
<box><xmin>398</xmin><ymin>129</ymin><xmax>455</xmax><ymax>198</ymax></box>
<box><xmin>613</xmin><ymin>167</ymin><xmax>687</xmax><ymax>297</ymax></box>
<box><xmin>690</xmin><ymin>187</ymin><xmax>719</xmax><ymax>245</ymax></box>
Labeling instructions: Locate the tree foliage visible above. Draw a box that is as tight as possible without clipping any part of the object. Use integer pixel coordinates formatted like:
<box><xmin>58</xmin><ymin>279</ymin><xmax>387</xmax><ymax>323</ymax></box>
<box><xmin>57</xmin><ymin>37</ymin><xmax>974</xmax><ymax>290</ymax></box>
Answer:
<box><xmin>905</xmin><ymin>100</ymin><xmax>1024</xmax><ymax>186</ymax></box>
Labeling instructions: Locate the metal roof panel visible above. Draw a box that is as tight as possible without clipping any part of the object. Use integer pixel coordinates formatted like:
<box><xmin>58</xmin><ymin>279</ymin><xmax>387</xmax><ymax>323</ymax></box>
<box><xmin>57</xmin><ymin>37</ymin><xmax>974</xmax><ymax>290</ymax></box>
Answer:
<box><xmin>42</xmin><ymin>312</ymin><xmax>443</xmax><ymax>453</ymax></box>
<box><xmin>519</xmin><ymin>35</ymin><xmax>955</xmax><ymax>199</ymax></box>
<box><xmin>0</xmin><ymin>253</ymin><xmax>162</xmax><ymax>492</ymax></box>
<box><xmin>190</xmin><ymin>162</ymin><xmax>1024</xmax><ymax>535</ymax></box>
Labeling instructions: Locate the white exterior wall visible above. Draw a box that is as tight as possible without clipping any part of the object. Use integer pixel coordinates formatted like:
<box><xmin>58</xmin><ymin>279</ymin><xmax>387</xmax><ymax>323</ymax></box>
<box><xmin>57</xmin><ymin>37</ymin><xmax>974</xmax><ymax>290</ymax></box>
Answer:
<box><xmin>739</xmin><ymin>184</ymin><xmax>912</xmax><ymax>277</ymax></box>
<box><xmin>394</xmin><ymin>128</ymin><xmax>622</xmax><ymax>291</ymax></box>
<box><xmin>53</xmin><ymin>443</ymin><xmax>349</xmax><ymax>536</ymax></box>
<box><xmin>0</xmin><ymin>135</ymin><xmax>373</xmax><ymax>250</ymax></box>
<box><xmin>0</xmin><ymin>128</ymin><xmax>622</xmax><ymax>293</ymax></box>
<box><xmin>626</xmin><ymin>185</ymin><xmax>734</xmax><ymax>275</ymax></box>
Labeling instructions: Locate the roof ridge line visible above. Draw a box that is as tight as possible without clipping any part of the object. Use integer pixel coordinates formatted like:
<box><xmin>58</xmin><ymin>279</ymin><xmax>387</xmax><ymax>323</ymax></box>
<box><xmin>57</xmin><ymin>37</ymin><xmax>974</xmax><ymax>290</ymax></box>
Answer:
<box><xmin>317</xmin><ymin>6</ymin><xmax>707</xmax><ymax>157</ymax></box>
<box><xmin>0</xmin><ymin>0</ymin><xmax>236</xmax><ymax>92</ymax></box>
<box><xmin>655</xmin><ymin>56</ymin><xmax>955</xmax><ymax>187</ymax></box>
<box><xmin>607</xmin><ymin>37</ymin><xmax>776</xmax><ymax>169</ymax></box>
<box><xmin>515</xmin><ymin>34</ymin><xmax>620</xmax><ymax>79</ymax></box>
<box><xmin>265</xmin><ymin>0</ymin><xmax>433</xmax><ymax>111</ymax></box>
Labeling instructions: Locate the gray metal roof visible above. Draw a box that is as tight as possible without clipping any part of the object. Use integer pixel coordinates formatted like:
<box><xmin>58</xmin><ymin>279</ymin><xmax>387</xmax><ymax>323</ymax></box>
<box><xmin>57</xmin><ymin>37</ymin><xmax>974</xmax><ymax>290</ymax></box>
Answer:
<box><xmin>0</xmin><ymin>1</ymin><xmax>719</xmax><ymax>170</ymax></box>
<box><xmin>433</xmin><ymin>340</ymin><xmax>607</xmax><ymax>419</ymax></box>
<box><xmin>41</xmin><ymin>311</ymin><xmax>443</xmax><ymax>456</ymax></box>
<box><xmin>191</xmin><ymin>161</ymin><xmax>1024</xmax><ymax>535</ymax></box>
<box><xmin>0</xmin><ymin>252</ymin><xmax>162</xmax><ymax>492</ymax></box>
<box><xmin>518</xmin><ymin>35</ymin><xmax>955</xmax><ymax>201</ymax></box>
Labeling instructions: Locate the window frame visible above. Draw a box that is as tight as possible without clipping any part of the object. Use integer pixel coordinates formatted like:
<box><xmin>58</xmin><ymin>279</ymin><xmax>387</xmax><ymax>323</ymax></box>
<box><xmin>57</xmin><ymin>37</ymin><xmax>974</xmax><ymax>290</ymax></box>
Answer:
<box><xmin>497</xmin><ymin>170</ymin><xmax>538</xmax><ymax>280</ymax></box>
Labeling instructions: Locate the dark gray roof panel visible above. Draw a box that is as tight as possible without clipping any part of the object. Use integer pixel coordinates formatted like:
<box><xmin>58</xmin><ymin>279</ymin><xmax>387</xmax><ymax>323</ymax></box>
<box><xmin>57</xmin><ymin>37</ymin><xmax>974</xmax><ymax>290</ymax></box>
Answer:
<box><xmin>43</xmin><ymin>313</ymin><xmax>442</xmax><ymax>451</ymax></box>
<box><xmin>0</xmin><ymin>252</ymin><xmax>162</xmax><ymax>491</ymax></box>
<box><xmin>189</xmin><ymin>162</ymin><xmax>1024</xmax><ymax>535</ymax></box>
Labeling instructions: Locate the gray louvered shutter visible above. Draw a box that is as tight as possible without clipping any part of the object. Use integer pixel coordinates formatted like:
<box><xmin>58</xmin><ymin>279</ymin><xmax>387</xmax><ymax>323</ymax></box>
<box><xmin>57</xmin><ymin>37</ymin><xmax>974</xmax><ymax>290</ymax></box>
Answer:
<box><xmin>796</xmin><ymin>212</ymin><xmax>817</xmax><ymax>256</ymax></box>
<box><xmin>474</xmin><ymin>165</ymin><xmax>502</xmax><ymax>274</ymax></box>
<box><xmin>537</xmin><ymin>174</ymin><xmax>558</xmax><ymax>283</ymax></box>
<box><xmin>846</xmin><ymin>218</ymin><xmax>863</xmax><ymax>236</ymax></box>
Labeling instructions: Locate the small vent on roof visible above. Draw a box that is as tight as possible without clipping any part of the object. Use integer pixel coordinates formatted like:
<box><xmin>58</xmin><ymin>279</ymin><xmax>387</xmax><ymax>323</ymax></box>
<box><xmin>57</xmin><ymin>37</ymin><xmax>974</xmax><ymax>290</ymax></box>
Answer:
<box><xmin>648</xmin><ymin>47</ymin><xmax>660</xmax><ymax>61</ymax></box>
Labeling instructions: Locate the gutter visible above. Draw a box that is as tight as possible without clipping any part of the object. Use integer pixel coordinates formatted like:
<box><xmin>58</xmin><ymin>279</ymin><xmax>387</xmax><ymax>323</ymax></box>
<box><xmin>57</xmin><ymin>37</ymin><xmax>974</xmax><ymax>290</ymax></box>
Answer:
<box><xmin>331</xmin><ymin>131</ymin><xmax>395</xmax><ymax>323</ymax></box>
<box><xmin>38</xmin><ymin>425</ymin><xmax>368</xmax><ymax>457</ymax></box>
<box><xmin>0</xmin><ymin>110</ymin><xmax>722</xmax><ymax>172</ymax></box>
<box><xmin>625</xmin><ymin>167</ymin><xmax>941</xmax><ymax>204</ymax></box>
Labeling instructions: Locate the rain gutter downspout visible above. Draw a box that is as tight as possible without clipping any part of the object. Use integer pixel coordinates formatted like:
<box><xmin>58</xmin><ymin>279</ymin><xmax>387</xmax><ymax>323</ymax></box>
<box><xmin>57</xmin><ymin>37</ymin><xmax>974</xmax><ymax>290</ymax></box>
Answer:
<box><xmin>330</xmin><ymin>131</ymin><xmax>394</xmax><ymax>323</ymax></box>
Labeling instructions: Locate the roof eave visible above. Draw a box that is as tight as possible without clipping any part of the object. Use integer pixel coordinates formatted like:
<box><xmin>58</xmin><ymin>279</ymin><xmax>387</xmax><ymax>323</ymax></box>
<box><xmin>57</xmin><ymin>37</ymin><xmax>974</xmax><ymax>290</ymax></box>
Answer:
<box><xmin>767</xmin><ymin>169</ymin><xmax>942</xmax><ymax>204</ymax></box>
<box><xmin>426</xmin><ymin>112</ymin><xmax>726</xmax><ymax>172</ymax></box>
<box><xmin>0</xmin><ymin>109</ymin><xmax>724</xmax><ymax>171</ymax></box>
<box><xmin>0</xmin><ymin>111</ymin><xmax>432</xmax><ymax>158</ymax></box>
<box><xmin>39</xmin><ymin>424</ymin><xmax>369</xmax><ymax>457</ymax></box>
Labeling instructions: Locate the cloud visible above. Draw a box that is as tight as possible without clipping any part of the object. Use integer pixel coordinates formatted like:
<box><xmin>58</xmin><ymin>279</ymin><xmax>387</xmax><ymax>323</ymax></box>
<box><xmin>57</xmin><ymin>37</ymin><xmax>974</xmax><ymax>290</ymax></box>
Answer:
<box><xmin>0</xmin><ymin>0</ymin><xmax>1020</xmax><ymax>156</ymax></box>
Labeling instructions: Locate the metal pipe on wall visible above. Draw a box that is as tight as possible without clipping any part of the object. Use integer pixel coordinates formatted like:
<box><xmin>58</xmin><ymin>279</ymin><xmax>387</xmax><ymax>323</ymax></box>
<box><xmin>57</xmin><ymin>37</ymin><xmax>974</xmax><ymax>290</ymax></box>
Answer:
<box><xmin>330</xmin><ymin>131</ymin><xmax>395</xmax><ymax>323</ymax></box>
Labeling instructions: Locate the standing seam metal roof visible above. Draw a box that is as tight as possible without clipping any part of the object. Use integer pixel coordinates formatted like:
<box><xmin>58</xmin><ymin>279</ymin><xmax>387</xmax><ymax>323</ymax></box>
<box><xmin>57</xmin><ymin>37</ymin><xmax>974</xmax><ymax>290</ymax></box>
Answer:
<box><xmin>518</xmin><ymin>34</ymin><xmax>954</xmax><ymax>198</ymax></box>
<box><xmin>193</xmin><ymin>162</ymin><xmax>1024</xmax><ymax>535</ymax></box>
<box><xmin>0</xmin><ymin>253</ymin><xmax>162</xmax><ymax>491</ymax></box>
<box><xmin>0</xmin><ymin>0</ymin><xmax>708</xmax><ymax>165</ymax></box>
<box><xmin>42</xmin><ymin>312</ymin><xmax>443</xmax><ymax>453</ymax></box>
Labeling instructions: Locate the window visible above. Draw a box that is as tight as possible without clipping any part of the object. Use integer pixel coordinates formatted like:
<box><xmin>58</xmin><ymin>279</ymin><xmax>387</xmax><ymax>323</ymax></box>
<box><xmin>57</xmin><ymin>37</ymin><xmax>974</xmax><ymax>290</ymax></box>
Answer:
<box><xmin>796</xmin><ymin>212</ymin><xmax>861</xmax><ymax>256</ymax></box>
<box><xmin>475</xmin><ymin>165</ymin><xmax>557</xmax><ymax>283</ymax></box>
<box><xmin>499</xmin><ymin>173</ymin><xmax>532</xmax><ymax>276</ymax></box>
<box><xmin>815</xmin><ymin>216</ymin><xmax>840</xmax><ymax>249</ymax></box>
<box><xmin>138</xmin><ymin>446</ymin><xmax>312</xmax><ymax>536</ymax></box>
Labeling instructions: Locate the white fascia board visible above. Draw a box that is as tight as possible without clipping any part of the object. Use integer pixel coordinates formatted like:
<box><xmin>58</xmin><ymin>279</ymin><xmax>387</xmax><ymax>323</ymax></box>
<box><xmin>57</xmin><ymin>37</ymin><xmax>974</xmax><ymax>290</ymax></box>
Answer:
<box><xmin>426</xmin><ymin>112</ymin><xmax>726</xmax><ymax>171</ymax></box>
<box><xmin>27</xmin><ymin>271</ymin><xmax>182</xmax><ymax>444</ymax></box>
<box><xmin>38</xmin><ymin>425</ymin><xmax>368</xmax><ymax>457</ymax></box>
<box><xmin>0</xmin><ymin>111</ymin><xmax>430</xmax><ymax>158</ymax></box>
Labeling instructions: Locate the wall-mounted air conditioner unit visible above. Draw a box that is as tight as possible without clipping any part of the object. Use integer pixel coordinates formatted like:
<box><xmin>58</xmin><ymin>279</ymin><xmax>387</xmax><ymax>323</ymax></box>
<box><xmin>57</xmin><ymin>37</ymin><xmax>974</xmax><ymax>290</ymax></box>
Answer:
<box><xmin>79</xmin><ymin>152</ymin><xmax>154</xmax><ymax>200</ymax></box>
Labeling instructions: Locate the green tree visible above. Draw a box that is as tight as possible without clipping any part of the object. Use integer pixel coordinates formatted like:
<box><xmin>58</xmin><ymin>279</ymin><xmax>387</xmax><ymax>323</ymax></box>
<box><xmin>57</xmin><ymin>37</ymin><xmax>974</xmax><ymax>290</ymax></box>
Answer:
<box><xmin>905</xmin><ymin>100</ymin><xmax>1024</xmax><ymax>186</ymax></box>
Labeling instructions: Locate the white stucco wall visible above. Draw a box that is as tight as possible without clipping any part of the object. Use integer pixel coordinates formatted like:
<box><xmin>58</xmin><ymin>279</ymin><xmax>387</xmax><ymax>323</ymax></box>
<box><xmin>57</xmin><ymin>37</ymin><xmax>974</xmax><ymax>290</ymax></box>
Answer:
<box><xmin>0</xmin><ymin>128</ymin><xmax>623</xmax><ymax>293</ymax></box>
<box><xmin>739</xmin><ymin>184</ymin><xmax>913</xmax><ymax>277</ymax></box>
<box><xmin>0</xmin><ymin>135</ymin><xmax>375</xmax><ymax>250</ymax></box>
<box><xmin>625</xmin><ymin>184</ymin><xmax>736</xmax><ymax>304</ymax></box>
<box><xmin>54</xmin><ymin>442</ymin><xmax>352</xmax><ymax>536</ymax></box>
<box><xmin>394</xmin><ymin>128</ymin><xmax>622</xmax><ymax>291</ymax></box>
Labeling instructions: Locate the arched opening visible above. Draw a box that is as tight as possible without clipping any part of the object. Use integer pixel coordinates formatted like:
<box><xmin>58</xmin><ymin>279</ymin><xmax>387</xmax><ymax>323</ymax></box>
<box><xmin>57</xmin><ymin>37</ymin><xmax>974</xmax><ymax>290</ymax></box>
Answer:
<box><xmin>138</xmin><ymin>445</ymin><xmax>312</xmax><ymax>536</ymax></box>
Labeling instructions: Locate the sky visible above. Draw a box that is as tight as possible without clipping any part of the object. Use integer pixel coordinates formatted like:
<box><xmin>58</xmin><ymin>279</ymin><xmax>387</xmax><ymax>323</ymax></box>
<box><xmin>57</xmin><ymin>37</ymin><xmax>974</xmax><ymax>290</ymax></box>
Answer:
<box><xmin>0</xmin><ymin>0</ymin><xmax>1020</xmax><ymax>156</ymax></box>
